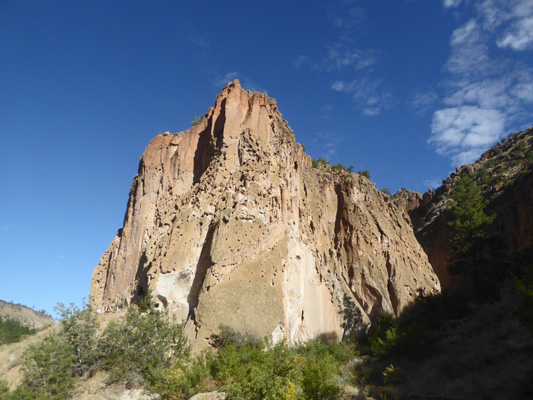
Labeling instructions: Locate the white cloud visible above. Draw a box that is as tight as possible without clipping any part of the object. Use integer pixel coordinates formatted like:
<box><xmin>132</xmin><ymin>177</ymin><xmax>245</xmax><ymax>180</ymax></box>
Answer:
<box><xmin>497</xmin><ymin>17</ymin><xmax>533</xmax><ymax>50</ymax></box>
<box><xmin>443</xmin><ymin>0</ymin><xmax>462</xmax><ymax>8</ymax></box>
<box><xmin>444</xmin><ymin>78</ymin><xmax>512</xmax><ymax>109</ymax></box>
<box><xmin>331</xmin><ymin>81</ymin><xmax>345</xmax><ymax>91</ymax></box>
<box><xmin>452</xmin><ymin>148</ymin><xmax>487</xmax><ymax>166</ymax></box>
<box><xmin>363</xmin><ymin>107</ymin><xmax>381</xmax><ymax>116</ymax></box>
<box><xmin>432</xmin><ymin>0</ymin><xmax>533</xmax><ymax>166</ymax></box>
<box><xmin>423</xmin><ymin>179</ymin><xmax>442</xmax><ymax>189</ymax></box>
<box><xmin>478</xmin><ymin>0</ymin><xmax>533</xmax><ymax>50</ymax></box>
<box><xmin>446</xmin><ymin>20</ymin><xmax>490</xmax><ymax>76</ymax></box>
<box><xmin>429</xmin><ymin>106</ymin><xmax>504</xmax><ymax>165</ymax></box>
<box><xmin>333</xmin><ymin>77</ymin><xmax>392</xmax><ymax>116</ymax></box>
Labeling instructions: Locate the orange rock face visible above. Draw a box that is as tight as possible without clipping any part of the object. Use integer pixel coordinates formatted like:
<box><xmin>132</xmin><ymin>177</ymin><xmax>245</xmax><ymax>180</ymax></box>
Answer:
<box><xmin>90</xmin><ymin>81</ymin><xmax>440</xmax><ymax>350</ymax></box>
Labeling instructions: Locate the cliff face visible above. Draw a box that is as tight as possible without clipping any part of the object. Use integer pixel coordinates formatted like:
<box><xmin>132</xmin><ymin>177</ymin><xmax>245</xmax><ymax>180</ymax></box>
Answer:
<box><xmin>90</xmin><ymin>81</ymin><xmax>439</xmax><ymax>349</ymax></box>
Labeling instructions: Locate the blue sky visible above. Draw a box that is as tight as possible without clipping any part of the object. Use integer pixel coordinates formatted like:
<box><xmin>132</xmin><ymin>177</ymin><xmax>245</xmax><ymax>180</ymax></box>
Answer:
<box><xmin>1</xmin><ymin>0</ymin><xmax>532</xmax><ymax>317</ymax></box>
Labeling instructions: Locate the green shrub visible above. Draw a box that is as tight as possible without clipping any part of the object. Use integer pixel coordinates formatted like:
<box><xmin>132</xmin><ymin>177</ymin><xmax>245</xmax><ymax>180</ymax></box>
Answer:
<box><xmin>331</xmin><ymin>163</ymin><xmax>354</xmax><ymax>173</ymax></box>
<box><xmin>152</xmin><ymin>326</ymin><xmax>357</xmax><ymax>400</ymax></box>
<box><xmin>381</xmin><ymin>188</ymin><xmax>392</xmax><ymax>197</ymax></box>
<box><xmin>150</xmin><ymin>352</ymin><xmax>217</xmax><ymax>399</ymax></box>
<box><xmin>100</xmin><ymin>296</ymin><xmax>190</xmax><ymax>387</ymax></box>
<box><xmin>55</xmin><ymin>302</ymin><xmax>102</xmax><ymax>378</ymax></box>
<box><xmin>358</xmin><ymin>169</ymin><xmax>371</xmax><ymax>179</ymax></box>
<box><xmin>312</xmin><ymin>157</ymin><xmax>328</xmax><ymax>168</ymax></box>
<box><xmin>0</xmin><ymin>380</ymin><xmax>9</xmax><ymax>395</ymax></box>
<box><xmin>382</xmin><ymin>363</ymin><xmax>406</xmax><ymax>385</ymax></box>
<box><xmin>21</xmin><ymin>335</ymin><xmax>76</xmax><ymax>399</ymax></box>
<box><xmin>191</xmin><ymin>115</ymin><xmax>205</xmax><ymax>126</ymax></box>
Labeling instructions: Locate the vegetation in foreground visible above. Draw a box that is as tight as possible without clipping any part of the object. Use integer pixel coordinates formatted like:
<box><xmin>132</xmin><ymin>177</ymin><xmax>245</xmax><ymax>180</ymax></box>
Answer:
<box><xmin>0</xmin><ymin>297</ymin><xmax>358</xmax><ymax>400</ymax></box>
<box><xmin>2</xmin><ymin>268</ymin><xmax>533</xmax><ymax>400</ymax></box>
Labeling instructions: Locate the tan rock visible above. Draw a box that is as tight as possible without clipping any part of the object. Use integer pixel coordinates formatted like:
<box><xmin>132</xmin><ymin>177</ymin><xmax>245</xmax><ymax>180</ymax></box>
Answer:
<box><xmin>90</xmin><ymin>80</ymin><xmax>440</xmax><ymax>350</ymax></box>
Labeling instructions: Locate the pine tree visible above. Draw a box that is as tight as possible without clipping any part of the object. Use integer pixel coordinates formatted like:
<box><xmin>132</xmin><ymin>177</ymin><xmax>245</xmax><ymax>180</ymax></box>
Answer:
<box><xmin>447</xmin><ymin>176</ymin><xmax>495</xmax><ymax>285</ymax></box>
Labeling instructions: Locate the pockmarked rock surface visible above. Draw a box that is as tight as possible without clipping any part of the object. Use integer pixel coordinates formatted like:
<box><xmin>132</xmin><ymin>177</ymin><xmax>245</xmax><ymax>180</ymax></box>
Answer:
<box><xmin>90</xmin><ymin>80</ymin><xmax>440</xmax><ymax>350</ymax></box>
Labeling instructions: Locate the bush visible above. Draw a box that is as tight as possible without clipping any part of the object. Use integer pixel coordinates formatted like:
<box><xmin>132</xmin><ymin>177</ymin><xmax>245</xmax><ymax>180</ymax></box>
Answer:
<box><xmin>190</xmin><ymin>115</ymin><xmax>205</xmax><ymax>126</ymax></box>
<box><xmin>149</xmin><ymin>352</ymin><xmax>217</xmax><ymax>399</ymax></box>
<box><xmin>381</xmin><ymin>188</ymin><xmax>392</xmax><ymax>197</ymax></box>
<box><xmin>20</xmin><ymin>335</ymin><xmax>76</xmax><ymax>399</ymax></box>
<box><xmin>101</xmin><ymin>296</ymin><xmax>190</xmax><ymax>387</ymax></box>
<box><xmin>358</xmin><ymin>169</ymin><xmax>371</xmax><ymax>179</ymax></box>
<box><xmin>152</xmin><ymin>326</ymin><xmax>357</xmax><ymax>400</ymax></box>
<box><xmin>0</xmin><ymin>380</ymin><xmax>9</xmax><ymax>395</ymax></box>
<box><xmin>55</xmin><ymin>302</ymin><xmax>102</xmax><ymax>378</ymax></box>
<box><xmin>311</xmin><ymin>157</ymin><xmax>328</xmax><ymax>168</ymax></box>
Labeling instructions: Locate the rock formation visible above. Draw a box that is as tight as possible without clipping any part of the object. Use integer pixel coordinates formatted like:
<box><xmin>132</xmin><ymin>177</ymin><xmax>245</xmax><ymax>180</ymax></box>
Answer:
<box><xmin>90</xmin><ymin>80</ymin><xmax>440</xmax><ymax>350</ymax></box>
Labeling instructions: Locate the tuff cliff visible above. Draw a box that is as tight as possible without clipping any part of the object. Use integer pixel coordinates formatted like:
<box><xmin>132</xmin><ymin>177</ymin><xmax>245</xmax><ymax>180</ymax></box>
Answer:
<box><xmin>90</xmin><ymin>81</ymin><xmax>440</xmax><ymax>349</ymax></box>
<box><xmin>407</xmin><ymin>127</ymin><xmax>533</xmax><ymax>288</ymax></box>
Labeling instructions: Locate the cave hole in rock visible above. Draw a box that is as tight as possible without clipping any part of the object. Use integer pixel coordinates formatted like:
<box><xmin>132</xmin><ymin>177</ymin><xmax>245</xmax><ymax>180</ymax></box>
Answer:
<box><xmin>157</xmin><ymin>295</ymin><xmax>168</xmax><ymax>308</ymax></box>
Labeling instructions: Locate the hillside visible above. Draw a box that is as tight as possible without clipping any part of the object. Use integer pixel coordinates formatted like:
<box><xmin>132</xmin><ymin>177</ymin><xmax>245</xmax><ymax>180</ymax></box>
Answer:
<box><xmin>0</xmin><ymin>300</ymin><xmax>55</xmax><ymax>331</ymax></box>
<box><xmin>399</xmin><ymin>127</ymin><xmax>533</xmax><ymax>288</ymax></box>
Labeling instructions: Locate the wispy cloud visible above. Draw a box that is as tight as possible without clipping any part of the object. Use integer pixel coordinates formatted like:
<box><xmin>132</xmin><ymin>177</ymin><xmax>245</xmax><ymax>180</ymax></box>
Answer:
<box><xmin>331</xmin><ymin>78</ymin><xmax>393</xmax><ymax>116</ymax></box>
<box><xmin>443</xmin><ymin>0</ymin><xmax>462</xmax><ymax>8</ymax></box>
<box><xmin>292</xmin><ymin>1</ymin><xmax>389</xmax><ymax>117</ymax></box>
<box><xmin>214</xmin><ymin>72</ymin><xmax>240</xmax><ymax>88</ymax></box>
<box><xmin>320</xmin><ymin>104</ymin><xmax>335</xmax><ymax>122</ymax></box>
<box><xmin>292</xmin><ymin>45</ymin><xmax>378</xmax><ymax>73</ymax></box>
<box><xmin>313</xmin><ymin>131</ymin><xmax>343</xmax><ymax>159</ymax></box>
<box><xmin>430</xmin><ymin>106</ymin><xmax>504</xmax><ymax>165</ymax></box>
<box><xmin>423</xmin><ymin>178</ymin><xmax>443</xmax><ymax>190</ymax></box>
<box><xmin>292</xmin><ymin>55</ymin><xmax>308</xmax><ymax>70</ymax></box>
<box><xmin>478</xmin><ymin>0</ymin><xmax>533</xmax><ymax>51</ymax></box>
<box><xmin>323</xmin><ymin>45</ymin><xmax>379</xmax><ymax>72</ymax></box>
<box><xmin>411</xmin><ymin>86</ymin><xmax>438</xmax><ymax>115</ymax></box>
<box><xmin>429</xmin><ymin>0</ymin><xmax>533</xmax><ymax>166</ymax></box>
<box><xmin>213</xmin><ymin>72</ymin><xmax>260</xmax><ymax>92</ymax></box>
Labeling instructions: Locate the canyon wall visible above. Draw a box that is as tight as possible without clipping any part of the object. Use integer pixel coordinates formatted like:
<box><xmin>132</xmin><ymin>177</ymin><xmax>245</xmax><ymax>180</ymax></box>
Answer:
<box><xmin>90</xmin><ymin>81</ymin><xmax>440</xmax><ymax>349</ymax></box>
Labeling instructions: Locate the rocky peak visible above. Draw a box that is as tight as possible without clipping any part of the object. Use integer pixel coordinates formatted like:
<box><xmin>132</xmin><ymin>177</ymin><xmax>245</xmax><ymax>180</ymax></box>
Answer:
<box><xmin>90</xmin><ymin>81</ymin><xmax>439</xmax><ymax>350</ymax></box>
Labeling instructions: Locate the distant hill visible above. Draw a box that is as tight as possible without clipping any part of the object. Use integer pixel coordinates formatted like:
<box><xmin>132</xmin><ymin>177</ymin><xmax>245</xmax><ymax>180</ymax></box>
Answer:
<box><xmin>0</xmin><ymin>300</ymin><xmax>55</xmax><ymax>331</ymax></box>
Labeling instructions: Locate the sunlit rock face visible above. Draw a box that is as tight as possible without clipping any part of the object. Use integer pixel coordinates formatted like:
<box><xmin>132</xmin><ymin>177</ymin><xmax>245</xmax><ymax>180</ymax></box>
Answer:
<box><xmin>90</xmin><ymin>80</ymin><xmax>440</xmax><ymax>350</ymax></box>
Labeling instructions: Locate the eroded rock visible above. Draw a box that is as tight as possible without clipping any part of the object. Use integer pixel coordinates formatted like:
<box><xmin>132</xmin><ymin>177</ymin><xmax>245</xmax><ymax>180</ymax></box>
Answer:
<box><xmin>90</xmin><ymin>80</ymin><xmax>440</xmax><ymax>350</ymax></box>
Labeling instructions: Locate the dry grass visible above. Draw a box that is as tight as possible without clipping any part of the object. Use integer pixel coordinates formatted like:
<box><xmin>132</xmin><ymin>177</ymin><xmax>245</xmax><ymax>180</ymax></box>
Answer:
<box><xmin>0</xmin><ymin>325</ymin><xmax>58</xmax><ymax>389</ymax></box>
